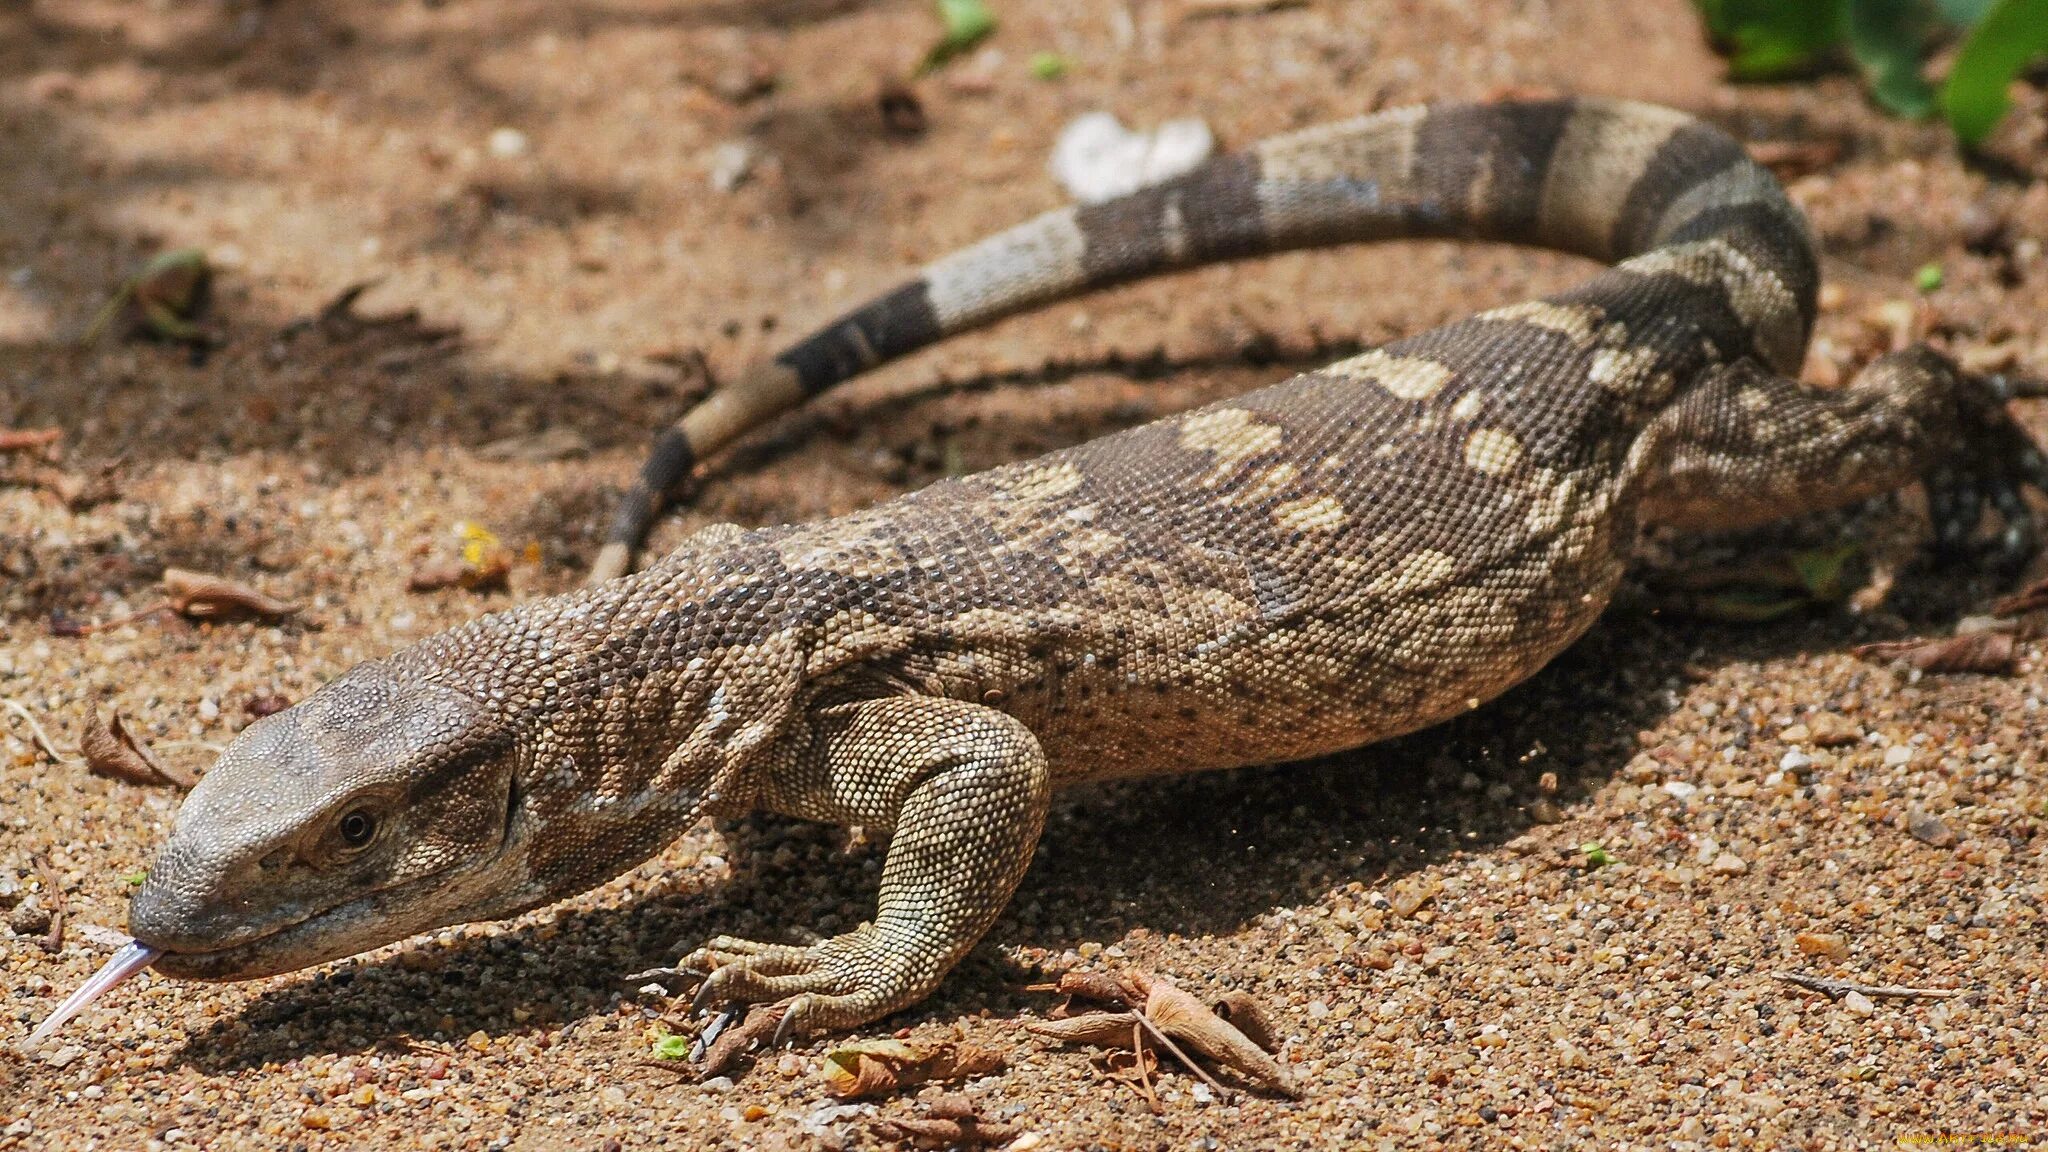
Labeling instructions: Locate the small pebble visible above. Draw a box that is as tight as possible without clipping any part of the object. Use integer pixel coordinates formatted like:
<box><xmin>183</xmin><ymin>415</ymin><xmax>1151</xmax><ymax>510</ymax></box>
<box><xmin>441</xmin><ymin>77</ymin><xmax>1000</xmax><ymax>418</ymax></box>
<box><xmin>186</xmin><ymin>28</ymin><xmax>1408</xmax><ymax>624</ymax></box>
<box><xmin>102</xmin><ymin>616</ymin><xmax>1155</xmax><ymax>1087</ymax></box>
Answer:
<box><xmin>708</xmin><ymin>140</ymin><xmax>757</xmax><ymax>193</ymax></box>
<box><xmin>487</xmin><ymin>127</ymin><xmax>529</xmax><ymax>158</ymax></box>
<box><xmin>1806</xmin><ymin>713</ymin><xmax>1862</xmax><ymax>747</ymax></box>
<box><xmin>1795</xmin><ymin>932</ymin><xmax>1849</xmax><ymax>959</ymax></box>
<box><xmin>1709</xmin><ymin>852</ymin><xmax>1748</xmax><ymax>875</ymax></box>
<box><xmin>1842</xmin><ymin>991</ymin><xmax>1876</xmax><ymax>1016</ymax></box>
<box><xmin>1905</xmin><ymin>807</ymin><xmax>1955</xmax><ymax>847</ymax></box>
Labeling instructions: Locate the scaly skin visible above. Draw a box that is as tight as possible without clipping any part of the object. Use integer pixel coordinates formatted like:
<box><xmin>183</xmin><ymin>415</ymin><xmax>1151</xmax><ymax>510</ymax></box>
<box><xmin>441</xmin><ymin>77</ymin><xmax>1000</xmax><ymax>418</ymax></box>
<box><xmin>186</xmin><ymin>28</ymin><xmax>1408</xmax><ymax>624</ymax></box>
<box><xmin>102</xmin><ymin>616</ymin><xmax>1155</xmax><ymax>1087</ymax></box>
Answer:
<box><xmin>130</xmin><ymin>99</ymin><xmax>2047</xmax><ymax>1038</ymax></box>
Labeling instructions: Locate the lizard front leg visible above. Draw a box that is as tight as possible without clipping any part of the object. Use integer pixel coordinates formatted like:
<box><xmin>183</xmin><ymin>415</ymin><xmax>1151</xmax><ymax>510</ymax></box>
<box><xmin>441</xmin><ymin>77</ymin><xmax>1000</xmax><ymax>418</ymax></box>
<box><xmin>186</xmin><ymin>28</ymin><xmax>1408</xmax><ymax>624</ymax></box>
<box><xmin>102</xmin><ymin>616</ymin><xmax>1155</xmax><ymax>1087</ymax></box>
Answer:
<box><xmin>686</xmin><ymin>696</ymin><xmax>1051</xmax><ymax>1037</ymax></box>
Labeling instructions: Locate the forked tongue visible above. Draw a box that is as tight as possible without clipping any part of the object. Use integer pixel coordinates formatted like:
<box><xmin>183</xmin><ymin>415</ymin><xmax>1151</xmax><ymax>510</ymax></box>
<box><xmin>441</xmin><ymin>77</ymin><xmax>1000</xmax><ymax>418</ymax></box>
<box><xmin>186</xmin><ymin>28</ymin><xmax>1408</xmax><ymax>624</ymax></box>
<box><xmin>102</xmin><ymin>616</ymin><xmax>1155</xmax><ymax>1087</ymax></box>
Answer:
<box><xmin>26</xmin><ymin>941</ymin><xmax>162</xmax><ymax>1046</ymax></box>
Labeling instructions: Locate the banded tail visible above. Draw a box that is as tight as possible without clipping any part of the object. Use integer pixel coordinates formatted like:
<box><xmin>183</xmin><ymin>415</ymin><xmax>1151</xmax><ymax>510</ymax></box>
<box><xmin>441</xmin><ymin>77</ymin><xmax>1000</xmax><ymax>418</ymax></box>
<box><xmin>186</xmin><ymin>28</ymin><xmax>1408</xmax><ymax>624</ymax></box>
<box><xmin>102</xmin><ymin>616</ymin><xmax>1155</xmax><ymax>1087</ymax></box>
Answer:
<box><xmin>591</xmin><ymin>97</ymin><xmax>1813</xmax><ymax>583</ymax></box>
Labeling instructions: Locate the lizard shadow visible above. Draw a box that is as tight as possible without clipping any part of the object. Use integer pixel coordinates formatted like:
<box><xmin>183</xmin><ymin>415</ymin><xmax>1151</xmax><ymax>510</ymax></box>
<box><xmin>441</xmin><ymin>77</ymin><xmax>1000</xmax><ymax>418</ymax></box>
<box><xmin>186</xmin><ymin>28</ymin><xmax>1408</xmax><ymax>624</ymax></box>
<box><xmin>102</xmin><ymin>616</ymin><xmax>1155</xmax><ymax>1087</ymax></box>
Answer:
<box><xmin>169</xmin><ymin>512</ymin><xmax>2006</xmax><ymax>1072</ymax></box>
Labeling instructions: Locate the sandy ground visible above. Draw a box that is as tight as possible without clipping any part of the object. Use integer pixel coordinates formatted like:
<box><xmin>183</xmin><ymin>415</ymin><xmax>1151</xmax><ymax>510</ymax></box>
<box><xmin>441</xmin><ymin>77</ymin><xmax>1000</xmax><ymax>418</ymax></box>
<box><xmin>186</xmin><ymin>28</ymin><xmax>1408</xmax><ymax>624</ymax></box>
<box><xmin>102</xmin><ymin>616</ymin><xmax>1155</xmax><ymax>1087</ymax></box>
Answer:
<box><xmin>4</xmin><ymin>1</ymin><xmax>2048</xmax><ymax>1148</ymax></box>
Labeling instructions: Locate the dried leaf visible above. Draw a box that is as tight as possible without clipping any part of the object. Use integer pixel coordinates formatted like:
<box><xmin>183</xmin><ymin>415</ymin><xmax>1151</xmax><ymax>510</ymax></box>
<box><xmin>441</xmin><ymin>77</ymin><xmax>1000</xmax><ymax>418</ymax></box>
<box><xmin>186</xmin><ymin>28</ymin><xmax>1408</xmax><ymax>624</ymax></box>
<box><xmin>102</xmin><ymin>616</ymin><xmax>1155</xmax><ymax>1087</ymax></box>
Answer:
<box><xmin>698</xmin><ymin>1004</ymin><xmax>784</xmax><ymax>1078</ymax></box>
<box><xmin>1093</xmin><ymin>1041</ymin><xmax>1163</xmax><ymax>1112</ymax></box>
<box><xmin>1854</xmin><ymin>631</ymin><xmax>2017</xmax><ymax>675</ymax></box>
<box><xmin>1024</xmin><ymin>1011</ymin><xmax>1142</xmax><ymax>1047</ymax></box>
<box><xmin>1210</xmin><ymin>991</ymin><xmax>1281</xmax><ymax>1053</ymax></box>
<box><xmin>162</xmin><ymin>568</ymin><xmax>300</xmax><ymax>622</ymax></box>
<box><xmin>79</xmin><ymin>710</ymin><xmax>195</xmax><ymax>789</ymax></box>
<box><xmin>821</xmin><ymin>1039</ymin><xmax>1005</xmax><ymax>1100</ymax></box>
<box><xmin>1052</xmin><ymin>969</ymin><xmax>1141</xmax><ymax>1013</ymax></box>
<box><xmin>870</xmin><ymin>1116</ymin><xmax>1020</xmax><ymax>1148</ymax></box>
<box><xmin>1133</xmin><ymin>972</ymin><xmax>1297</xmax><ymax>1097</ymax></box>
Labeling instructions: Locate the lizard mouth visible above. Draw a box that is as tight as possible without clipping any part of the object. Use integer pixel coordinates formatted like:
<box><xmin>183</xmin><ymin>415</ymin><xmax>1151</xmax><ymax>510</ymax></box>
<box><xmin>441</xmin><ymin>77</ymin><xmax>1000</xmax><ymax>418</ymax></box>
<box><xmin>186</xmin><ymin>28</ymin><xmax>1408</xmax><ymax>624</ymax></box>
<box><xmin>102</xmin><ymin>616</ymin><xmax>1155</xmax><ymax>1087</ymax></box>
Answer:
<box><xmin>141</xmin><ymin>885</ymin><xmax>425</xmax><ymax>980</ymax></box>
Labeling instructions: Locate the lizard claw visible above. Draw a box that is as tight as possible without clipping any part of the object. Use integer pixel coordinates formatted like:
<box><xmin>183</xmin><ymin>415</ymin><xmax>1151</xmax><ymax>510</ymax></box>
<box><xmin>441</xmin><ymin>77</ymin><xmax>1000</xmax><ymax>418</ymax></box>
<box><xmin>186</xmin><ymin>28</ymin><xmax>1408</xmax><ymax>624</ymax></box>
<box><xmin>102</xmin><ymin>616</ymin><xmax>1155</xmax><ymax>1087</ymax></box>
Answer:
<box><xmin>1926</xmin><ymin>370</ymin><xmax>2048</xmax><ymax>572</ymax></box>
<box><xmin>678</xmin><ymin>926</ymin><xmax>915</xmax><ymax>1039</ymax></box>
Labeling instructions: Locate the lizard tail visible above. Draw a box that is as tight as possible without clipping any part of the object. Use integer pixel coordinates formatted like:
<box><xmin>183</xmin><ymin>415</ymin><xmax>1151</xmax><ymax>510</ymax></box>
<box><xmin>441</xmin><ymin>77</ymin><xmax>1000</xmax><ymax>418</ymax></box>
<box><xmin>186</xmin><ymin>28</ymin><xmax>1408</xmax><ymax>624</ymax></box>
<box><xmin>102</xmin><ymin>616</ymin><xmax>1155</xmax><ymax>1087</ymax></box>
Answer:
<box><xmin>593</xmin><ymin>96</ymin><xmax>1814</xmax><ymax>583</ymax></box>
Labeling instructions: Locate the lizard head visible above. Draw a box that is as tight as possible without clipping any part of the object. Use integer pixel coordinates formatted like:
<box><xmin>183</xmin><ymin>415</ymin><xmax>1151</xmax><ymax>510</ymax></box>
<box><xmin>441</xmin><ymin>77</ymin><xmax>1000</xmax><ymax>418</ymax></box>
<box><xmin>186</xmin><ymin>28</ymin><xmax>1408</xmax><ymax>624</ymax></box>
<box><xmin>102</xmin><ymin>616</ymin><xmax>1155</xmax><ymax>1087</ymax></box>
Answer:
<box><xmin>129</xmin><ymin>656</ymin><xmax>535</xmax><ymax>980</ymax></box>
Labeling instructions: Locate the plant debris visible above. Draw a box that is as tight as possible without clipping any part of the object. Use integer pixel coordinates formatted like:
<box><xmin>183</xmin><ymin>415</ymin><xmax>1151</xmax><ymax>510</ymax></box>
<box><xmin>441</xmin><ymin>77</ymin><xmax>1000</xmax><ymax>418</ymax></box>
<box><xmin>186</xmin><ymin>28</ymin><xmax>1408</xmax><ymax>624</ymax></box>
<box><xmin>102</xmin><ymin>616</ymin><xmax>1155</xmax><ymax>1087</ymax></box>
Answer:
<box><xmin>820</xmin><ymin>1037</ymin><xmax>1006</xmax><ymax>1100</ymax></box>
<box><xmin>1853</xmin><ymin>631</ymin><xmax>2017</xmax><ymax>675</ymax></box>
<box><xmin>872</xmin><ymin>1096</ymin><xmax>1020</xmax><ymax>1148</ymax></box>
<box><xmin>79</xmin><ymin>710</ymin><xmax>196</xmax><ymax>789</ymax></box>
<box><xmin>697</xmin><ymin>1005</ymin><xmax>786</xmax><ymax>1078</ymax></box>
<box><xmin>162</xmin><ymin>568</ymin><xmax>302</xmax><ymax>623</ymax></box>
<box><xmin>1771</xmin><ymin>972</ymin><xmax>1969</xmax><ymax>1001</ymax></box>
<box><xmin>409</xmin><ymin>523</ymin><xmax>513</xmax><ymax>593</ymax></box>
<box><xmin>84</xmin><ymin>248</ymin><xmax>214</xmax><ymax>345</ymax></box>
<box><xmin>33</xmin><ymin>855</ymin><xmax>67</xmax><ymax>953</ymax></box>
<box><xmin>1025</xmin><ymin>969</ymin><xmax>1297</xmax><ymax>1098</ymax></box>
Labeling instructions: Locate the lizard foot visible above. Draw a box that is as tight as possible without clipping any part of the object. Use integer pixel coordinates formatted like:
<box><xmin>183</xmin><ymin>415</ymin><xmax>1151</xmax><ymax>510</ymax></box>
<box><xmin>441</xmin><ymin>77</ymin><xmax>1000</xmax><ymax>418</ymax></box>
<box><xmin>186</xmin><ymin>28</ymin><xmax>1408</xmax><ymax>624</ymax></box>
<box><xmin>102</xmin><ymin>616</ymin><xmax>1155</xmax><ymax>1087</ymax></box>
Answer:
<box><xmin>1926</xmin><ymin>371</ymin><xmax>2048</xmax><ymax>569</ymax></box>
<box><xmin>683</xmin><ymin>926</ymin><xmax>920</xmax><ymax>1040</ymax></box>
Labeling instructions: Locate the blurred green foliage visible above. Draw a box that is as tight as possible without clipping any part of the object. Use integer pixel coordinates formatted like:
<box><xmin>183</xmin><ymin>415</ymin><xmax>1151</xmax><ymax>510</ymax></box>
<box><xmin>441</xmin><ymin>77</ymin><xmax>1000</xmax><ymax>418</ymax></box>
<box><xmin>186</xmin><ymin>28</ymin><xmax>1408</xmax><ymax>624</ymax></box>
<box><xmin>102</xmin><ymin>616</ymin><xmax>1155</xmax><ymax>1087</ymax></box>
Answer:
<box><xmin>1695</xmin><ymin>0</ymin><xmax>2048</xmax><ymax>145</ymax></box>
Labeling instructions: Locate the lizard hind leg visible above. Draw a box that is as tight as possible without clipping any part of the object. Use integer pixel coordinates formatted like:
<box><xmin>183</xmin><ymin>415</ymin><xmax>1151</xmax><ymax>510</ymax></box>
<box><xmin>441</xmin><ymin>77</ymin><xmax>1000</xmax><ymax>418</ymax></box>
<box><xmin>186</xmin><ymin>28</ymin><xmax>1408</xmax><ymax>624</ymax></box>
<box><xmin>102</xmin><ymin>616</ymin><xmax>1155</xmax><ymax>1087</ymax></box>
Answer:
<box><xmin>681</xmin><ymin>696</ymin><xmax>1051</xmax><ymax>1038</ymax></box>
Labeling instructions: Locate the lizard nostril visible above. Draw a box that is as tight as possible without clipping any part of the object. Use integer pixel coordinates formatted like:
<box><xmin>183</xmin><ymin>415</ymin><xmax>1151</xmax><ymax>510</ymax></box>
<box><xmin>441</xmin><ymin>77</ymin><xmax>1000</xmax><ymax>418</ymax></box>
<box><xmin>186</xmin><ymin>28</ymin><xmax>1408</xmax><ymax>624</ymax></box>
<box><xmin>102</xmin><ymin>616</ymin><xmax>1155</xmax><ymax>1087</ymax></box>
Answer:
<box><xmin>257</xmin><ymin>848</ymin><xmax>292</xmax><ymax>872</ymax></box>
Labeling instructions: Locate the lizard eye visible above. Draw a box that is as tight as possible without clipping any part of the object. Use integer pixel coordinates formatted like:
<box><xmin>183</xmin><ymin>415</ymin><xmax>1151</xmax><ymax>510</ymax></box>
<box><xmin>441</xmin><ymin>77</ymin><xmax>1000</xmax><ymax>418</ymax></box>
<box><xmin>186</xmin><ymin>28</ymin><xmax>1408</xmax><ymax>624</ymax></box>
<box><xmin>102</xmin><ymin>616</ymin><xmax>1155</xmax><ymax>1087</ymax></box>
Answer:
<box><xmin>338</xmin><ymin>808</ymin><xmax>379</xmax><ymax>849</ymax></box>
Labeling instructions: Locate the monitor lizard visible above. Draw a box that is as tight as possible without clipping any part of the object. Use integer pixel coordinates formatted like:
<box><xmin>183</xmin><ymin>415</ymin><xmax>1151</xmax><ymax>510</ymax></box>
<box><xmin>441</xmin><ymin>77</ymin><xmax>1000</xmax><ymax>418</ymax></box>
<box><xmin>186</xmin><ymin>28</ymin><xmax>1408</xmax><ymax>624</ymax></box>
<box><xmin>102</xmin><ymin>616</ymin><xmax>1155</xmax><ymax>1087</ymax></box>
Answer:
<box><xmin>42</xmin><ymin>98</ymin><xmax>2048</xmax><ymax>1046</ymax></box>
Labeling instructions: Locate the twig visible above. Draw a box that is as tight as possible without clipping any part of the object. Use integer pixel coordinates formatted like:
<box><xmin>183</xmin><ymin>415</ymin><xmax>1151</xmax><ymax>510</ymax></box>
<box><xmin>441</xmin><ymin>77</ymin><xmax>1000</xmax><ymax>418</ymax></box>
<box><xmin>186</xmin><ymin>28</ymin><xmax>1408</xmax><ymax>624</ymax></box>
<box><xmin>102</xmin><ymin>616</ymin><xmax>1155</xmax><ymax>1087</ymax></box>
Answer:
<box><xmin>1130</xmin><ymin>1007</ymin><xmax>1232</xmax><ymax>1100</ymax></box>
<box><xmin>2</xmin><ymin>698</ymin><xmax>80</xmax><ymax>765</ymax></box>
<box><xmin>1131</xmin><ymin>1019</ymin><xmax>1161</xmax><ymax>1113</ymax></box>
<box><xmin>1771</xmin><ymin>972</ymin><xmax>1970</xmax><ymax>1000</ymax></box>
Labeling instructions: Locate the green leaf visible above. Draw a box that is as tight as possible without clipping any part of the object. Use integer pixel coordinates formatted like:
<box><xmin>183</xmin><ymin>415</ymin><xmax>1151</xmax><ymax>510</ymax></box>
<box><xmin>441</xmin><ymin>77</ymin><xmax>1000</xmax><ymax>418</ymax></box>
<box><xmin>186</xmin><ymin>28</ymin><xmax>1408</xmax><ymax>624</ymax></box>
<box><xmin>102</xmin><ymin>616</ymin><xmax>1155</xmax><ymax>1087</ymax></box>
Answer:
<box><xmin>651</xmin><ymin>1031</ymin><xmax>691</xmax><ymax>1060</ymax></box>
<box><xmin>1915</xmin><ymin>261</ymin><xmax>1946</xmax><ymax>291</ymax></box>
<box><xmin>1697</xmin><ymin>0</ymin><xmax>1847</xmax><ymax>79</ymax></box>
<box><xmin>1029</xmin><ymin>51</ymin><xmax>1068</xmax><ymax>80</ymax></box>
<box><xmin>121</xmin><ymin>871</ymin><xmax>148</xmax><ymax>887</ymax></box>
<box><xmin>1580</xmin><ymin>842</ymin><xmax>1617</xmax><ymax>868</ymax></box>
<box><xmin>1847</xmin><ymin>0</ymin><xmax>1937</xmax><ymax>116</ymax></box>
<box><xmin>1941</xmin><ymin>0</ymin><xmax>2048</xmax><ymax>145</ymax></box>
<box><xmin>922</xmin><ymin>0</ymin><xmax>998</xmax><ymax>71</ymax></box>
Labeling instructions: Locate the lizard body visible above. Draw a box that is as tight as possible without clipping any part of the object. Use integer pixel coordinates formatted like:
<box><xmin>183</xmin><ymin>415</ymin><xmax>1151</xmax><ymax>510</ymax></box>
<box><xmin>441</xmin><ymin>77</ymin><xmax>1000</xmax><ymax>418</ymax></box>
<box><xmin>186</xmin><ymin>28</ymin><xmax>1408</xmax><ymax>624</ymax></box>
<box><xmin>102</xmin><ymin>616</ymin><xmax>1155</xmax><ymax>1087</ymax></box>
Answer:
<box><xmin>116</xmin><ymin>98</ymin><xmax>2047</xmax><ymax>1039</ymax></box>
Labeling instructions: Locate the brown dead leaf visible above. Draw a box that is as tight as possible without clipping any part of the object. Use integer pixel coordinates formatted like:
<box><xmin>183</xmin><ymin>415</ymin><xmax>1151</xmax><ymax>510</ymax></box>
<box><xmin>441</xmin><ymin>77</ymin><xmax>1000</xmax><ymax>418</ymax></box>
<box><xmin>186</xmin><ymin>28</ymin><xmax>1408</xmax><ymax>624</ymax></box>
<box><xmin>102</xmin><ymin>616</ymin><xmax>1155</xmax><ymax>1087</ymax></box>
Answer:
<box><xmin>79</xmin><ymin>710</ymin><xmax>195</xmax><ymax>789</ymax></box>
<box><xmin>1093</xmin><ymin>1039</ymin><xmax>1164</xmax><ymax>1112</ymax></box>
<box><xmin>698</xmin><ymin>1004</ymin><xmax>785</xmax><ymax>1078</ymax></box>
<box><xmin>820</xmin><ymin>1039</ymin><xmax>1005</xmax><ymax>1100</ymax></box>
<box><xmin>1024</xmin><ymin>1011</ymin><xmax>1142</xmax><ymax>1047</ymax></box>
<box><xmin>1854</xmin><ymin>631</ymin><xmax>2017</xmax><ymax>675</ymax></box>
<box><xmin>1210</xmin><ymin>990</ymin><xmax>1281</xmax><ymax>1053</ymax></box>
<box><xmin>162</xmin><ymin>568</ymin><xmax>300</xmax><ymax>622</ymax></box>
<box><xmin>1048</xmin><ymin>969</ymin><xmax>1141</xmax><ymax>1014</ymax></box>
<box><xmin>1133</xmin><ymin>972</ymin><xmax>1297</xmax><ymax>1097</ymax></box>
<box><xmin>0</xmin><ymin>427</ymin><xmax>61</xmax><ymax>453</ymax></box>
